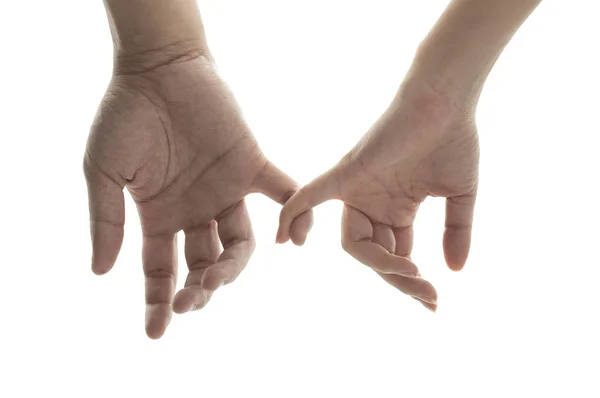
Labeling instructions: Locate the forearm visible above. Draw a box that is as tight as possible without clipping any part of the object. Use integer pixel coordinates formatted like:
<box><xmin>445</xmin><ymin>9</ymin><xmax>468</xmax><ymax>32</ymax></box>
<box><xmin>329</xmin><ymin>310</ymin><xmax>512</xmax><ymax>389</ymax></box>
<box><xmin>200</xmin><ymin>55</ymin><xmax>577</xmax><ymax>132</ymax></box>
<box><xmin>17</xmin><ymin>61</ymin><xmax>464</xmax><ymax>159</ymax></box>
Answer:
<box><xmin>103</xmin><ymin>0</ymin><xmax>209</xmax><ymax>71</ymax></box>
<box><xmin>409</xmin><ymin>0</ymin><xmax>542</xmax><ymax>104</ymax></box>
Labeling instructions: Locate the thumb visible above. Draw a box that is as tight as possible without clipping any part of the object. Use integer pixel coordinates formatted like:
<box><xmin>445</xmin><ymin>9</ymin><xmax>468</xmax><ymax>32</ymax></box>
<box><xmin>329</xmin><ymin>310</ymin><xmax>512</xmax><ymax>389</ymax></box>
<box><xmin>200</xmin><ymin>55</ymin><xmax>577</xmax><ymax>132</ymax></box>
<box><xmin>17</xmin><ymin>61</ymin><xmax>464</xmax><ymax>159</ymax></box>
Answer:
<box><xmin>84</xmin><ymin>152</ymin><xmax>125</xmax><ymax>275</ymax></box>
<box><xmin>252</xmin><ymin>161</ymin><xmax>313</xmax><ymax>246</ymax></box>
<box><xmin>276</xmin><ymin>166</ymin><xmax>341</xmax><ymax>244</ymax></box>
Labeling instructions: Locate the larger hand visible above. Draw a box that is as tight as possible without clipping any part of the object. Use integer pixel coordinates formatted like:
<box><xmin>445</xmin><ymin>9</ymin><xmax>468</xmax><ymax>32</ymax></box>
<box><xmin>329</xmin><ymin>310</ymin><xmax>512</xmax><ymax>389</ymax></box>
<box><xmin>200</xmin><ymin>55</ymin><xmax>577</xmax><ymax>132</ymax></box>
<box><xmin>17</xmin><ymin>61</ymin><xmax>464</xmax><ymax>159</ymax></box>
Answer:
<box><xmin>84</xmin><ymin>55</ymin><xmax>311</xmax><ymax>338</ymax></box>
<box><xmin>277</xmin><ymin>80</ymin><xmax>479</xmax><ymax>310</ymax></box>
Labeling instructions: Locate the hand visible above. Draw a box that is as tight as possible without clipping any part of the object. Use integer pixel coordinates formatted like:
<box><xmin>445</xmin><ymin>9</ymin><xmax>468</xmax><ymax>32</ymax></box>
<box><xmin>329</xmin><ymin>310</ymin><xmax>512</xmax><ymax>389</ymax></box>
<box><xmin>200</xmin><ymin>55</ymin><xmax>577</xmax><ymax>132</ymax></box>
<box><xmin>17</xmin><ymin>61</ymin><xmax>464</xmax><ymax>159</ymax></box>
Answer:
<box><xmin>84</xmin><ymin>54</ymin><xmax>312</xmax><ymax>339</ymax></box>
<box><xmin>277</xmin><ymin>80</ymin><xmax>479</xmax><ymax>311</ymax></box>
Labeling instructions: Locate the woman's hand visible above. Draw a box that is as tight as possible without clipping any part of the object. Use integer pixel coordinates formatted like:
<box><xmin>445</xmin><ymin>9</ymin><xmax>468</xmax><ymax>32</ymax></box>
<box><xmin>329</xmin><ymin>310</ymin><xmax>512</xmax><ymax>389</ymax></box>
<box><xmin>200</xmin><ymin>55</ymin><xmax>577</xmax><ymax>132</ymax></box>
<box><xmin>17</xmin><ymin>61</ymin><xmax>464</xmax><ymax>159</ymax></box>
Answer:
<box><xmin>277</xmin><ymin>80</ymin><xmax>479</xmax><ymax>310</ymax></box>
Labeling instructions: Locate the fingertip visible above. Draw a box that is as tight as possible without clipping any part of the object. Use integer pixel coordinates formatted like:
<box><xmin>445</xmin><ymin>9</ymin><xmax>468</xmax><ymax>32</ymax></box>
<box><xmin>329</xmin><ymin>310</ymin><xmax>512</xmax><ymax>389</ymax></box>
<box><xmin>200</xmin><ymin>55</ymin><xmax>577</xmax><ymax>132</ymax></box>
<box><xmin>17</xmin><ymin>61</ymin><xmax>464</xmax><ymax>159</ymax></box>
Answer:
<box><xmin>443</xmin><ymin>229</ymin><xmax>471</xmax><ymax>272</ymax></box>
<box><xmin>91</xmin><ymin>264</ymin><xmax>110</xmax><ymax>276</ymax></box>
<box><xmin>173</xmin><ymin>288</ymin><xmax>212</xmax><ymax>313</ymax></box>
<box><xmin>145</xmin><ymin>304</ymin><xmax>171</xmax><ymax>340</ymax></box>
<box><xmin>415</xmin><ymin>298</ymin><xmax>437</xmax><ymax>313</ymax></box>
<box><xmin>290</xmin><ymin>235</ymin><xmax>306</xmax><ymax>246</ymax></box>
<box><xmin>90</xmin><ymin>222</ymin><xmax>123</xmax><ymax>275</ymax></box>
<box><xmin>276</xmin><ymin>218</ymin><xmax>291</xmax><ymax>244</ymax></box>
<box><xmin>275</xmin><ymin>227</ymin><xmax>288</xmax><ymax>244</ymax></box>
<box><xmin>173</xmin><ymin>291</ymin><xmax>194</xmax><ymax>314</ymax></box>
<box><xmin>447</xmin><ymin>261</ymin><xmax>466</xmax><ymax>272</ymax></box>
<box><xmin>91</xmin><ymin>256</ymin><xmax>113</xmax><ymax>275</ymax></box>
<box><xmin>416</xmin><ymin>293</ymin><xmax>438</xmax><ymax>306</ymax></box>
<box><xmin>278</xmin><ymin>191</ymin><xmax>310</xmax><ymax>244</ymax></box>
<box><xmin>443</xmin><ymin>244</ymin><xmax>468</xmax><ymax>271</ymax></box>
<box><xmin>289</xmin><ymin>210</ymin><xmax>313</xmax><ymax>246</ymax></box>
<box><xmin>146</xmin><ymin>328</ymin><xmax>165</xmax><ymax>340</ymax></box>
<box><xmin>146</xmin><ymin>329</ymin><xmax>165</xmax><ymax>340</ymax></box>
<box><xmin>172</xmin><ymin>305</ymin><xmax>188</xmax><ymax>315</ymax></box>
<box><xmin>408</xmin><ymin>278</ymin><xmax>438</xmax><ymax>305</ymax></box>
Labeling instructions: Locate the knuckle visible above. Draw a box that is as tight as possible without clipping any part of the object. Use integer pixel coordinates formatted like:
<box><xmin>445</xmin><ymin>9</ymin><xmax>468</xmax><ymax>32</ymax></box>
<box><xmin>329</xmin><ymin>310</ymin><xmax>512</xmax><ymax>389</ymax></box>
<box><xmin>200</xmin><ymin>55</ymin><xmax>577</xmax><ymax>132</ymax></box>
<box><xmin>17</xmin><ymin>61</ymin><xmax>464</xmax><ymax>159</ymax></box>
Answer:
<box><xmin>144</xmin><ymin>267</ymin><xmax>176</xmax><ymax>280</ymax></box>
<box><xmin>445</xmin><ymin>223</ymin><xmax>472</xmax><ymax>231</ymax></box>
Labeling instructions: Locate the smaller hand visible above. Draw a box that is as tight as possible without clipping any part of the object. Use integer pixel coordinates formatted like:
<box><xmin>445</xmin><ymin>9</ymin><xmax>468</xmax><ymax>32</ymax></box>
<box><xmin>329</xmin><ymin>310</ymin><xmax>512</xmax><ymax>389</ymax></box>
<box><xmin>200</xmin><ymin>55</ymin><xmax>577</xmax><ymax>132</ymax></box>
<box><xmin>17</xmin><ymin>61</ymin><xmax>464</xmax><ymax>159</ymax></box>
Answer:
<box><xmin>277</xmin><ymin>81</ymin><xmax>480</xmax><ymax>310</ymax></box>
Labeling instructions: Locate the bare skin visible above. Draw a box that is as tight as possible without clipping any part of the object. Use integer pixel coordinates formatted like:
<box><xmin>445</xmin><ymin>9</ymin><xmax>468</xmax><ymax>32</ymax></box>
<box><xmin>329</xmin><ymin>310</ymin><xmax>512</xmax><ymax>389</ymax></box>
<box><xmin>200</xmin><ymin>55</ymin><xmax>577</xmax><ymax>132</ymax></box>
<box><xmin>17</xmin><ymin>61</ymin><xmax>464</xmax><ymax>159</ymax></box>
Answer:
<box><xmin>278</xmin><ymin>0</ymin><xmax>541</xmax><ymax>310</ymax></box>
<box><xmin>87</xmin><ymin>0</ymin><xmax>541</xmax><ymax>335</ymax></box>
<box><xmin>85</xmin><ymin>1</ymin><xmax>311</xmax><ymax>339</ymax></box>
<box><xmin>85</xmin><ymin>55</ymin><xmax>312</xmax><ymax>339</ymax></box>
<box><xmin>277</xmin><ymin>79</ymin><xmax>478</xmax><ymax>310</ymax></box>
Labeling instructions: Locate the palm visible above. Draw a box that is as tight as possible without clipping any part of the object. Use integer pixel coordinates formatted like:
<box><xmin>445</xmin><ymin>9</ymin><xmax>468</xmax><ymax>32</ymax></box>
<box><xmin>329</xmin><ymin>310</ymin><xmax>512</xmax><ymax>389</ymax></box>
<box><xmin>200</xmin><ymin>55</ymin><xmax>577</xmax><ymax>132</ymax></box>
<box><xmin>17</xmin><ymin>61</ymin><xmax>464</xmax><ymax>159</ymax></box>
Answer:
<box><xmin>343</xmin><ymin>124</ymin><xmax>478</xmax><ymax>223</ymax></box>
<box><xmin>278</xmin><ymin>90</ymin><xmax>479</xmax><ymax>310</ymax></box>
<box><xmin>85</xmin><ymin>57</ymin><xmax>310</xmax><ymax>338</ymax></box>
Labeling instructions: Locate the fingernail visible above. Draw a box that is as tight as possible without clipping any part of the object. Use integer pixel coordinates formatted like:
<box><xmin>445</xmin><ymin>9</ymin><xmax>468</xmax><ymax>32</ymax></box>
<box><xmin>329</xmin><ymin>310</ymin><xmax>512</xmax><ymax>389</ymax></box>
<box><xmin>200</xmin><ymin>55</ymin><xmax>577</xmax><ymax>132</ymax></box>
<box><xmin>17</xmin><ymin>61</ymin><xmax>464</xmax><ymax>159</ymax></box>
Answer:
<box><xmin>400</xmin><ymin>270</ymin><xmax>420</xmax><ymax>278</ymax></box>
<box><xmin>418</xmin><ymin>296</ymin><xmax>437</xmax><ymax>306</ymax></box>
<box><xmin>416</xmin><ymin>300</ymin><xmax>437</xmax><ymax>313</ymax></box>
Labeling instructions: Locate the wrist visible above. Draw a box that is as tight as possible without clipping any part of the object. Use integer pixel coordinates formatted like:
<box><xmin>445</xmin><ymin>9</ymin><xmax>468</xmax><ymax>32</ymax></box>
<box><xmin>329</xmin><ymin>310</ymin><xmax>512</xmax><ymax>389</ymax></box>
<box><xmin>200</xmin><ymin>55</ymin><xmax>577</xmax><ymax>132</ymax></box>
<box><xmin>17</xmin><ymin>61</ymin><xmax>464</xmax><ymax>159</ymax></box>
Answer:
<box><xmin>400</xmin><ymin>60</ymin><xmax>481</xmax><ymax>120</ymax></box>
<box><xmin>404</xmin><ymin>0</ymin><xmax>542</xmax><ymax>111</ymax></box>
<box><xmin>113</xmin><ymin>39</ymin><xmax>209</xmax><ymax>75</ymax></box>
<box><xmin>407</xmin><ymin>39</ymin><xmax>490</xmax><ymax>112</ymax></box>
<box><xmin>104</xmin><ymin>0</ymin><xmax>210</xmax><ymax>73</ymax></box>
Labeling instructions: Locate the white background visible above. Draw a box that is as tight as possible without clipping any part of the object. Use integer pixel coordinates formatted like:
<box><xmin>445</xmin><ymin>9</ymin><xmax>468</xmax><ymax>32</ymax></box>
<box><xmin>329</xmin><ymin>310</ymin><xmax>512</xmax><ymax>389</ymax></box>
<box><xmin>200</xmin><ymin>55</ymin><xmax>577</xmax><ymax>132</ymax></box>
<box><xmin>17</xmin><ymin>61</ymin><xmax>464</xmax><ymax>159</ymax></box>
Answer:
<box><xmin>1</xmin><ymin>0</ymin><xmax>599</xmax><ymax>397</ymax></box>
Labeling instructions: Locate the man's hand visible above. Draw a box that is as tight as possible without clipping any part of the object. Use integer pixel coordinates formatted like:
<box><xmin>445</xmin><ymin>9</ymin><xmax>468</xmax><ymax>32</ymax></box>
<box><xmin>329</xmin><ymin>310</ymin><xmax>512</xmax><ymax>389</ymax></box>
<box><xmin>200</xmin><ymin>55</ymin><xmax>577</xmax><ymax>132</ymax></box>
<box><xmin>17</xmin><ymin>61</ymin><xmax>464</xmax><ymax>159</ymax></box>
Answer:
<box><xmin>84</xmin><ymin>54</ymin><xmax>311</xmax><ymax>339</ymax></box>
<box><xmin>277</xmin><ymin>80</ymin><xmax>479</xmax><ymax>311</ymax></box>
